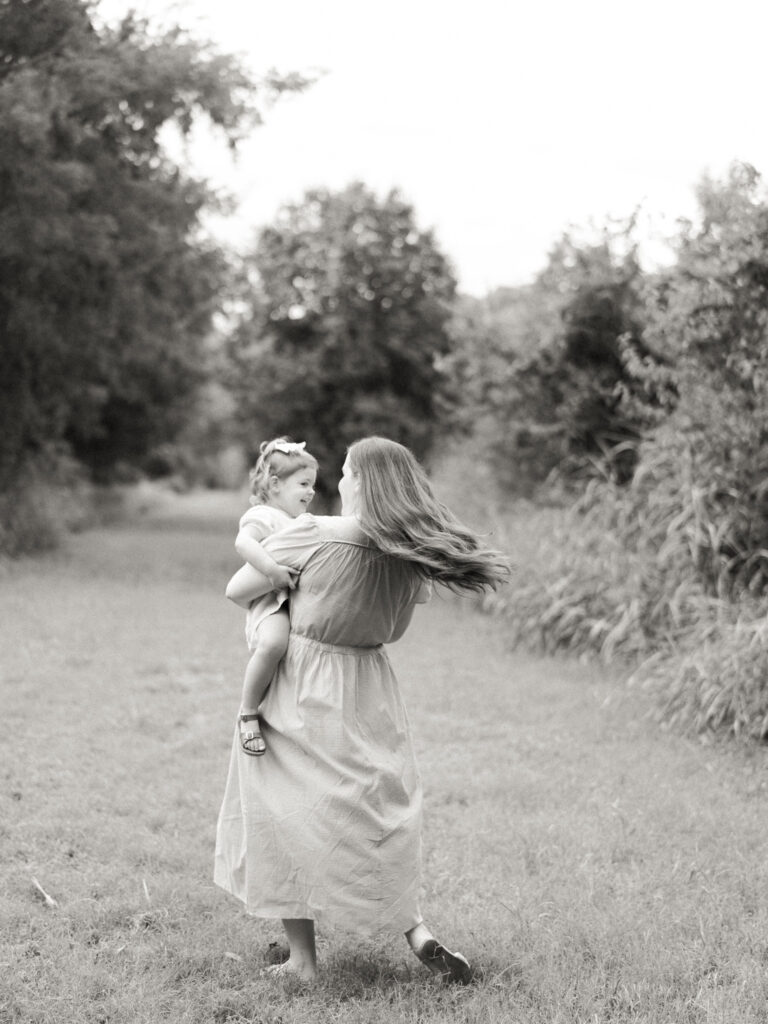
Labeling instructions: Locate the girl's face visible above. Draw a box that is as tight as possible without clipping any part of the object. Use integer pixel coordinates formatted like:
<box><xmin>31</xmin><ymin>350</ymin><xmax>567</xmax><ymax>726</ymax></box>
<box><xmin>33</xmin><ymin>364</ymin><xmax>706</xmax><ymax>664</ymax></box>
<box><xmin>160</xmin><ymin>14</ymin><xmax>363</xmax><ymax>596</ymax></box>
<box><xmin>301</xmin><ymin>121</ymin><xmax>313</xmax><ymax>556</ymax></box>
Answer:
<box><xmin>268</xmin><ymin>467</ymin><xmax>316</xmax><ymax>518</ymax></box>
<box><xmin>338</xmin><ymin>456</ymin><xmax>360</xmax><ymax>516</ymax></box>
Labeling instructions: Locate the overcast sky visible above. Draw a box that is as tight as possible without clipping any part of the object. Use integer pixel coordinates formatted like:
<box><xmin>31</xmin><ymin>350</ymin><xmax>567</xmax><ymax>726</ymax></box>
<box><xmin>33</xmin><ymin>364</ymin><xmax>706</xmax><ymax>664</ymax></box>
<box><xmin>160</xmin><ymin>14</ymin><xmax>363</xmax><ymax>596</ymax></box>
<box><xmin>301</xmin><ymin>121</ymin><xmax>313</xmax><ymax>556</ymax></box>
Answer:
<box><xmin>97</xmin><ymin>0</ymin><xmax>768</xmax><ymax>295</ymax></box>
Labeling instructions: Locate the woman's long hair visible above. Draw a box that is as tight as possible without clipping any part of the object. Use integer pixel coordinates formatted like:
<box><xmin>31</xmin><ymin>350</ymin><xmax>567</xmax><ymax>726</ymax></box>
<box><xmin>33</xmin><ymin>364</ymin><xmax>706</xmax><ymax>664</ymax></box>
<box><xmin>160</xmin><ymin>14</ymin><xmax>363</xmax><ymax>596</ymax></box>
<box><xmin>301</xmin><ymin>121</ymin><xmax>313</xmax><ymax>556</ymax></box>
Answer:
<box><xmin>347</xmin><ymin>437</ymin><xmax>511</xmax><ymax>593</ymax></box>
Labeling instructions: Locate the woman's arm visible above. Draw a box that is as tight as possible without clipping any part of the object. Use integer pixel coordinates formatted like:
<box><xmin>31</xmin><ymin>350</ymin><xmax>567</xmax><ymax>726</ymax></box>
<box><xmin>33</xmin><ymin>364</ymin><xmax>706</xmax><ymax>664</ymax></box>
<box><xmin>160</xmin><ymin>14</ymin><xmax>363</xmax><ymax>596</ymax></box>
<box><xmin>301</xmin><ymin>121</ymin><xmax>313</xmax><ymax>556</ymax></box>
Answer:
<box><xmin>225</xmin><ymin>563</ymin><xmax>274</xmax><ymax>608</ymax></box>
<box><xmin>389</xmin><ymin>602</ymin><xmax>417</xmax><ymax>643</ymax></box>
<box><xmin>389</xmin><ymin>580</ymin><xmax>432</xmax><ymax>642</ymax></box>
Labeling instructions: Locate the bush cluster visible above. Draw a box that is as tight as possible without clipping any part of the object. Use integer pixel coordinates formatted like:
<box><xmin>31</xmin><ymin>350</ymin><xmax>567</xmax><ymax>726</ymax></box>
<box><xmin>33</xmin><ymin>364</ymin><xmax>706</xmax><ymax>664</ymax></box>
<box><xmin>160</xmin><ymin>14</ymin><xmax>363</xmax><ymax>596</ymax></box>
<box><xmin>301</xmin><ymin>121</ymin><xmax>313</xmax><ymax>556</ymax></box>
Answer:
<box><xmin>0</xmin><ymin>448</ymin><xmax>93</xmax><ymax>557</ymax></box>
<box><xmin>475</xmin><ymin>164</ymin><xmax>768</xmax><ymax>742</ymax></box>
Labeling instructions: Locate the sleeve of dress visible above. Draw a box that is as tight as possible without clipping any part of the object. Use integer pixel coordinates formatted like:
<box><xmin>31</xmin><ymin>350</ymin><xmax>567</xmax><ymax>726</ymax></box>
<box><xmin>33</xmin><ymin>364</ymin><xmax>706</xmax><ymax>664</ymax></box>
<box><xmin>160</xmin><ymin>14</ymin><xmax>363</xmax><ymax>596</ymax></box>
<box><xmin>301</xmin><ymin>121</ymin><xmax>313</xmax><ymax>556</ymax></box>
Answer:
<box><xmin>238</xmin><ymin>506</ymin><xmax>276</xmax><ymax>542</ymax></box>
<box><xmin>260</xmin><ymin>513</ymin><xmax>320</xmax><ymax>572</ymax></box>
<box><xmin>388</xmin><ymin>574</ymin><xmax>432</xmax><ymax>641</ymax></box>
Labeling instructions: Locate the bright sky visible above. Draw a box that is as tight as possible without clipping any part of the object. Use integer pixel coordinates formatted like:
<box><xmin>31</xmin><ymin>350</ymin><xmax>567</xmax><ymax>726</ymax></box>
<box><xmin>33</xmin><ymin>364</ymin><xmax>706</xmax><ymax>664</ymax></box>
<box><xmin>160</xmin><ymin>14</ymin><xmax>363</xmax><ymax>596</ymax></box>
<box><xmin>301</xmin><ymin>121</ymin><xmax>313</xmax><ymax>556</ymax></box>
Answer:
<box><xmin>96</xmin><ymin>0</ymin><xmax>768</xmax><ymax>295</ymax></box>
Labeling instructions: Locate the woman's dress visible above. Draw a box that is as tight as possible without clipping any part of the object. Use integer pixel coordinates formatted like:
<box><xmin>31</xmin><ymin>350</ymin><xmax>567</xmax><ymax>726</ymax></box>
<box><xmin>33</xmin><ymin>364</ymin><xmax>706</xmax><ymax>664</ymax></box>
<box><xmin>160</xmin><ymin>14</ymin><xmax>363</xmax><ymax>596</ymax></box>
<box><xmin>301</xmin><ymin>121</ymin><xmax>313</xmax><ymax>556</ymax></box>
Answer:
<box><xmin>214</xmin><ymin>514</ymin><xmax>427</xmax><ymax>936</ymax></box>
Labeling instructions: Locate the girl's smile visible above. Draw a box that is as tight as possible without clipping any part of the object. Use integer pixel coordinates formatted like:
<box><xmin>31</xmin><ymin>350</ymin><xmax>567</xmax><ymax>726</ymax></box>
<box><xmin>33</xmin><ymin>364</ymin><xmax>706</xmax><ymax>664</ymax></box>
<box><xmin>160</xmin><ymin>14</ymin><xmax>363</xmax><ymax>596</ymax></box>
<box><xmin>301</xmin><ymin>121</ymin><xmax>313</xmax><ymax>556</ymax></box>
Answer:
<box><xmin>269</xmin><ymin>469</ymin><xmax>317</xmax><ymax>518</ymax></box>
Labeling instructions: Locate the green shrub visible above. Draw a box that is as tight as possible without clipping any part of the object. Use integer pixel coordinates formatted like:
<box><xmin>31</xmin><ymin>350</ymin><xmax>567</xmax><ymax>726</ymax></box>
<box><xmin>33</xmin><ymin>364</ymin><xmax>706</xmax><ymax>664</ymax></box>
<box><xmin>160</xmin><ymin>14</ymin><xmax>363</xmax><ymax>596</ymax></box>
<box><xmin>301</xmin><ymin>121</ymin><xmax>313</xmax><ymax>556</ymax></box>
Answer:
<box><xmin>486</xmin><ymin>461</ymin><xmax>768</xmax><ymax>741</ymax></box>
<box><xmin>634</xmin><ymin>164</ymin><xmax>768</xmax><ymax>597</ymax></box>
<box><xmin>450</xmin><ymin>223</ymin><xmax>670</xmax><ymax>497</ymax></box>
<box><xmin>636</xmin><ymin>611</ymin><xmax>768</xmax><ymax>741</ymax></box>
<box><xmin>0</xmin><ymin>450</ymin><xmax>92</xmax><ymax>556</ymax></box>
<box><xmin>485</xmin><ymin>164</ymin><xmax>768</xmax><ymax>740</ymax></box>
<box><xmin>485</xmin><ymin>462</ymin><xmax>721</xmax><ymax>665</ymax></box>
<box><xmin>0</xmin><ymin>477</ymin><xmax>64</xmax><ymax>556</ymax></box>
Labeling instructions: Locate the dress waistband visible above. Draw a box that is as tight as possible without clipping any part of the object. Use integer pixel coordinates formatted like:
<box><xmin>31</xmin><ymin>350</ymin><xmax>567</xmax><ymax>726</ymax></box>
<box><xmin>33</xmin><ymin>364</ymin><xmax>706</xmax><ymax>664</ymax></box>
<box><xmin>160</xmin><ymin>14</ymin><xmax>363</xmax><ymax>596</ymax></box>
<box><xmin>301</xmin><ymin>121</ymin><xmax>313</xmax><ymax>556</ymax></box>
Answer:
<box><xmin>291</xmin><ymin>632</ymin><xmax>384</xmax><ymax>656</ymax></box>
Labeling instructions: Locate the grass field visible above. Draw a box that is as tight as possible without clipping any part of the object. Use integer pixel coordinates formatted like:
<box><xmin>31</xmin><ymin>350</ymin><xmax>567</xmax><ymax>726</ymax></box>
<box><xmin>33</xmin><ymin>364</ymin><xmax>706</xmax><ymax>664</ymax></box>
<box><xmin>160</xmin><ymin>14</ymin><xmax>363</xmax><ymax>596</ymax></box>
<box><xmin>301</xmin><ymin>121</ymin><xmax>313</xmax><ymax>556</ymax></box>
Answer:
<box><xmin>2</xmin><ymin>487</ymin><xmax>767</xmax><ymax>1023</ymax></box>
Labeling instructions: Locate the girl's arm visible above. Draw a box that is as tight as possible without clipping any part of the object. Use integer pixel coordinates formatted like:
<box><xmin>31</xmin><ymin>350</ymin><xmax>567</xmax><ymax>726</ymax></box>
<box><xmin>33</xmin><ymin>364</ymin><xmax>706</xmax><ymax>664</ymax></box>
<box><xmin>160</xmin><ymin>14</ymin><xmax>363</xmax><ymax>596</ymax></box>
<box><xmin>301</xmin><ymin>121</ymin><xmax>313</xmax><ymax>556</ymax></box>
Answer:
<box><xmin>225</xmin><ymin>563</ymin><xmax>274</xmax><ymax>608</ymax></box>
<box><xmin>235</xmin><ymin>526</ymin><xmax>297</xmax><ymax>590</ymax></box>
<box><xmin>227</xmin><ymin>513</ymin><xmax>316</xmax><ymax>607</ymax></box>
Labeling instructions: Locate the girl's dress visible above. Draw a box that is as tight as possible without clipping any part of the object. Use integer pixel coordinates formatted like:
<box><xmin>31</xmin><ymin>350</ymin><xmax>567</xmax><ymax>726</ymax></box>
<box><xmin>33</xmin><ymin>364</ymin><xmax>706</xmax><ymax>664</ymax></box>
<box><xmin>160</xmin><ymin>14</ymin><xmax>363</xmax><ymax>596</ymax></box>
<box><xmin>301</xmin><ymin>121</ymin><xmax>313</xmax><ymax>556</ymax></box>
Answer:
<box><xmin>238</xmin><ymin>504</ymin><xmax>293</xmax><ymax>646</ymax></box>
<box><xmin>215</xmin><ymin>514</ymin><xmax>428</xmax><ymax>936</ymax></box>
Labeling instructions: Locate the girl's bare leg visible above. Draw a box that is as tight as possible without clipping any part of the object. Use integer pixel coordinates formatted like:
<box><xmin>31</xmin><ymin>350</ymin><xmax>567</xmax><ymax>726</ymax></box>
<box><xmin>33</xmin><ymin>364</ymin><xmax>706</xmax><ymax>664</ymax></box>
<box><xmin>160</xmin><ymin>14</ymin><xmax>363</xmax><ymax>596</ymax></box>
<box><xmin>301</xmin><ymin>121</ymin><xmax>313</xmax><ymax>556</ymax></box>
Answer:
<box><xmin>242</xmin><ymin>610</ymin><xmax>290</xmax><ymax>709</ymax></box>
<box><xmin>239</xmin><ymin>610</ymin><xmax>290</xmax><ymax>755</ymax></box>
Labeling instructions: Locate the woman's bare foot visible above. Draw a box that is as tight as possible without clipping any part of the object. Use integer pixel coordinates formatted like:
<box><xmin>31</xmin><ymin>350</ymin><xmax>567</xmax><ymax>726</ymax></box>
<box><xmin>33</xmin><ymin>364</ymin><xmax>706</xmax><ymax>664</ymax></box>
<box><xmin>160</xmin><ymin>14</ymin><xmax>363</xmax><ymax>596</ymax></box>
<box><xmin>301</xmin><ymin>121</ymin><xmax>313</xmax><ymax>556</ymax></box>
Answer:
<box><xmin>277</xmin><ymin>917</ymin><xmax>317</xmax><ymax>980</ymax></box>
<box><xmin>265</xmin><ymin>959</ymin><xmax>317</xmax><ymax>982</ymax></box>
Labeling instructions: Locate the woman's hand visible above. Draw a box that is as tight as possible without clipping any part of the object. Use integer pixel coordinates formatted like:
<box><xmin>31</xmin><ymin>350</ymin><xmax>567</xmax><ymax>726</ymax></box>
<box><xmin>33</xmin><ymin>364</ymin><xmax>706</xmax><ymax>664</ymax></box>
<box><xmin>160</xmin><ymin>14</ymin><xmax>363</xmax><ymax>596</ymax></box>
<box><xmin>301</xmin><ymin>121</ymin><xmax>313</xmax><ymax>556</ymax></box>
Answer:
<box><xmin>225</xmin><ymin>563</ymin><xmax>275</xmax><ymax>608</ymax></box>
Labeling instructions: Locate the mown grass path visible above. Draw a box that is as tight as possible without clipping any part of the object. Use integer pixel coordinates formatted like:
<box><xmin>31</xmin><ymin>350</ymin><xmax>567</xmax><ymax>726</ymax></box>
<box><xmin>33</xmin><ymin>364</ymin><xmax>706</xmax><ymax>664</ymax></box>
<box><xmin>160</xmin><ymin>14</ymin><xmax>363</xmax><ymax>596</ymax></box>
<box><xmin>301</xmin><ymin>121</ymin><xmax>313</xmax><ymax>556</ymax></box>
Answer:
<box><xmin>2</xmin><ymin>491</ymin><xmax>767</xmax><ymax>1023</ymax></box>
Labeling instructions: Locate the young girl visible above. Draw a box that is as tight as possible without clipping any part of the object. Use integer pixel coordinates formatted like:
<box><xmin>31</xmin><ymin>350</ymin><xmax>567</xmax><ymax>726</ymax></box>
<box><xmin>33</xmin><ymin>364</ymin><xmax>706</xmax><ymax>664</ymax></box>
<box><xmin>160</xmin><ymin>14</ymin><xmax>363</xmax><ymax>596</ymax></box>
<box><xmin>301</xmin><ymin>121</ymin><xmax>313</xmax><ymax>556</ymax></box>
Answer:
<box><xmin>233</xmin><ymin>437</ymin><xmax>318</xmax><ymax>757</ymax></box>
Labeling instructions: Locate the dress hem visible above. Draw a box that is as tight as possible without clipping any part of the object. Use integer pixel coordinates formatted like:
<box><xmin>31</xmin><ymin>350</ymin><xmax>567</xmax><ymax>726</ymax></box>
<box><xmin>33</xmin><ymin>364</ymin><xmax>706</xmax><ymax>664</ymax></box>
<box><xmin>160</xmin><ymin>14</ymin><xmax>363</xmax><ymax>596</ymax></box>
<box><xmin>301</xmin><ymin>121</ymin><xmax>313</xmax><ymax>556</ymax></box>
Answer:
<box><xmin>214</xmin><ymin>879</ymin><xmax>422</xmax><ymax>937</ymax></box>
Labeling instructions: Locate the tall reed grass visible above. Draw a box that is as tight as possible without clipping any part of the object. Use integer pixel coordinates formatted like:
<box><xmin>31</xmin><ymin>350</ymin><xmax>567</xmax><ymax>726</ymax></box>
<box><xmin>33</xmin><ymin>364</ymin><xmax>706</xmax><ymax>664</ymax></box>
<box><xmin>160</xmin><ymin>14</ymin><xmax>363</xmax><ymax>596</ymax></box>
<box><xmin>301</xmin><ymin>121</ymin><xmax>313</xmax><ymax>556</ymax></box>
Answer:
<box><xmin>484</xmin><ymin>443</ymin><xmax>768</xmax><ymax>743</ymax></box>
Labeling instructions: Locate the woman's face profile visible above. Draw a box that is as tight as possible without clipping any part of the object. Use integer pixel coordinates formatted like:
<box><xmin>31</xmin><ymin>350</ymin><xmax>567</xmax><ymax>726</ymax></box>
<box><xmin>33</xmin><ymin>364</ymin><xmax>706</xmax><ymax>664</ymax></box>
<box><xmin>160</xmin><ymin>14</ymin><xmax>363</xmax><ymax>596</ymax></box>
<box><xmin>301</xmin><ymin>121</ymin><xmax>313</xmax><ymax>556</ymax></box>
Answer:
<box><xmin>338</xmin><ymin>456</ymin><xmax>359</xmax><ymax>515</ymax></box>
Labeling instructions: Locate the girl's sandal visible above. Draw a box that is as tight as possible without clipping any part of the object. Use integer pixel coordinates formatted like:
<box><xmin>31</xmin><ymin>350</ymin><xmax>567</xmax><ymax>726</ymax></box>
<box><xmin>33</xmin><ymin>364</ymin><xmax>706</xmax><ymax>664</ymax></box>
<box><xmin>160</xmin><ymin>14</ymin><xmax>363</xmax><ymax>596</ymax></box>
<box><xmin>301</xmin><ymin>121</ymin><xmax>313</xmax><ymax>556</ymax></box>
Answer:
<box><xmin>238</xmin><ymin>713</ymin><xmax>266</xmax><ymax>757</ymax></box>
<box><xmin>413</xmin><ymin>939</ymin><xmax>472</xmax><ymax>985</ymax></box>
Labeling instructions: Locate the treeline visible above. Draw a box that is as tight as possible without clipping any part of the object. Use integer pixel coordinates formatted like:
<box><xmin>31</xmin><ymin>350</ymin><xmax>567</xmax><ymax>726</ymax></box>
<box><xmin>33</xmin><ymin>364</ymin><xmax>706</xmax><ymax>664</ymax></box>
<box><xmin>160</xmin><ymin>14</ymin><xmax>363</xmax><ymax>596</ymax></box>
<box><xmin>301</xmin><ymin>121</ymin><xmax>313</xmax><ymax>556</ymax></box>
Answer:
<box><xmin>0</xmin><ymin>0</ymin><xmax>459</xmax><ymax>541</ymax></box>
<box><xmin>461</xmin><ymin>163</ymin><xmax>768</xmax><ymax>742</ymax></box>
<box><xmin>0</xmin><ymin>0</ymin><xmax>311</xmax><ymax>545</ymax></box>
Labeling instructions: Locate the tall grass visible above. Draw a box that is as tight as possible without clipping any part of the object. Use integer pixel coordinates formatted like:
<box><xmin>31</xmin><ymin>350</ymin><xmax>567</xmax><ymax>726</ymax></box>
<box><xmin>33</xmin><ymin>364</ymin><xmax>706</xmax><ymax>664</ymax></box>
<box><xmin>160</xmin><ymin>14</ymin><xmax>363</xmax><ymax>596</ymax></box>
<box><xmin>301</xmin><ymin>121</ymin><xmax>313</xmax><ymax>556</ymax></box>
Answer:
<box><xmin>638</xmin><ymin>613</ymin><xmax>768</xmax><ymax>740</ymax></box>
<box><xmin>474</xmin><ymin>438</ymin><xmax>768</xmax><ymax>743</ymax></box>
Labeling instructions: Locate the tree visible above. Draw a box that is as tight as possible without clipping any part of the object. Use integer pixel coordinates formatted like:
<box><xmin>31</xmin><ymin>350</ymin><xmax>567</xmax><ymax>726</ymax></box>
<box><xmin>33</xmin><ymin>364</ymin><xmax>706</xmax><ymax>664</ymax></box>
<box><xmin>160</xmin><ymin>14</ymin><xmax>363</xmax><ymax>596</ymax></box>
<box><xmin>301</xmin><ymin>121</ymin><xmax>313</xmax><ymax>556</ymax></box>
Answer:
<box><xmin>633</xmin><ymin>162</ymin><xmax>768</xmax><ymax>594</ymax></box>
<box><xmin>0</xmin><ymin>0</ymin><xmax>307</xmax><ymax>486</ymax></box>
<box><xmin>457</xmin><ymin>222</ymin><xmax>663</xmax><ymax>494</ymax></box>
<box><xmin>226</xmin><ymin>183</ymin><xmax>458</xmax><ymax>501</ymax></box>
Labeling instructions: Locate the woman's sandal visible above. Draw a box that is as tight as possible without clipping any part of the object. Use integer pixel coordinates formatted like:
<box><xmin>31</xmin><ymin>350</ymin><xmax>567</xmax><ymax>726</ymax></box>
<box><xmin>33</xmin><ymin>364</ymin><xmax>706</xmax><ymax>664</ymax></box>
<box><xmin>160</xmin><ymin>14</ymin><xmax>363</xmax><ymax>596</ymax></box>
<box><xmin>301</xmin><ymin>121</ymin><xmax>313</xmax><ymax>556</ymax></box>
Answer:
<box><xmin>238</xmin><ymin>713</ymin><xmax>266</xmax><ymax>756</ymax></box>
<box><xmin>413</xmin><ymin>938</ymin><xmax>472</xmax><ymax>985</ymax></box>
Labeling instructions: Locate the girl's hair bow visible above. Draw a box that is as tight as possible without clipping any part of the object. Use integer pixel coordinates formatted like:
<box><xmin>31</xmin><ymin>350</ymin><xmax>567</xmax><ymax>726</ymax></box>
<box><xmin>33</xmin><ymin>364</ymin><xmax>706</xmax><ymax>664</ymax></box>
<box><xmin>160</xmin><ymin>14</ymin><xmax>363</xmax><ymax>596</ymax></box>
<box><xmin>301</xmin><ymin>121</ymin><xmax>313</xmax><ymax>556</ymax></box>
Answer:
<box><xmin>271</xmin><ymin>440</ymin><xmax>307</xmax><ymax>455</ymax></box>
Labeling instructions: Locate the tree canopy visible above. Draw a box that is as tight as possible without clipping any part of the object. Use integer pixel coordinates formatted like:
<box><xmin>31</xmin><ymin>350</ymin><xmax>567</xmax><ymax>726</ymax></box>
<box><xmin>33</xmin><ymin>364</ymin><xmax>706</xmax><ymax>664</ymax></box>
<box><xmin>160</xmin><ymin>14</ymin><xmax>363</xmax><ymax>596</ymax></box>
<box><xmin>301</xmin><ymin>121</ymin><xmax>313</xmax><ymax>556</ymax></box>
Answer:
<box><xmin>635</xmin><ymin>162</ymin><xmax>768</xmax><ymax>593</ymax></box>
<box><xmin>0</xmin><ymin>0</ymin><xmax>305</xmax><ymax>486</ymax></box>
<box><xmin>227</xmin><ymin>182</ymin><xmax>458</xmax><ymax>500</ymax></box>
<box><xmin>450</xmin><ymin>223</ymin><xmax>659</xmax><ymax>493</ymax></box>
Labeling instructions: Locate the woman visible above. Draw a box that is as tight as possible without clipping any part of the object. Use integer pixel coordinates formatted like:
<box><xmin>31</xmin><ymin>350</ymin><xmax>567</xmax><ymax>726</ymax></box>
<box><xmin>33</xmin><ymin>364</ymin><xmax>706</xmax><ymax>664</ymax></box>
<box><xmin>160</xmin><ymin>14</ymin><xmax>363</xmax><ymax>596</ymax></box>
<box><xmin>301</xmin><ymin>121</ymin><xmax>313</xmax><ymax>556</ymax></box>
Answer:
<box><xmin>215</xmin><ymin>437</ymin><xmax>509</xmax><ymax>982</ymax></box>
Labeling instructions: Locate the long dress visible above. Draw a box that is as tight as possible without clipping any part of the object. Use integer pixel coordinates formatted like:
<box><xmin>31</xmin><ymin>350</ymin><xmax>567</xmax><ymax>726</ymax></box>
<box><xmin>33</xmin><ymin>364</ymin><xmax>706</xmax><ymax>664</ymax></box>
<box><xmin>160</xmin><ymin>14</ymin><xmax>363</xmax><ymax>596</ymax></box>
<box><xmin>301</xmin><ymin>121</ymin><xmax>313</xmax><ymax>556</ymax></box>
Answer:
<box><xmin>214</xmin><ymin>514</ymin><xmax>428</xmax><ymax>936</ymax></box>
